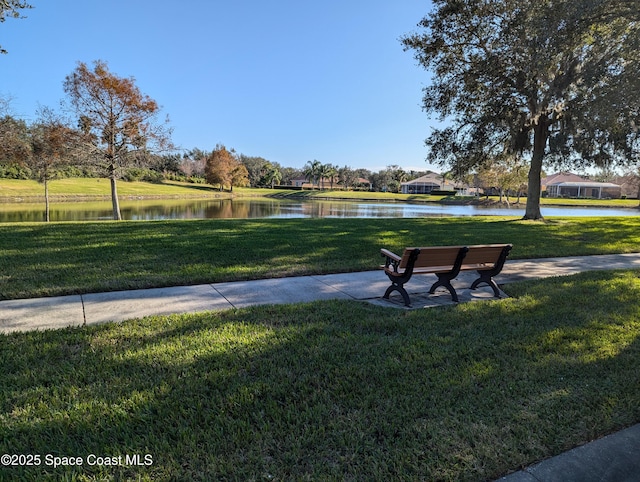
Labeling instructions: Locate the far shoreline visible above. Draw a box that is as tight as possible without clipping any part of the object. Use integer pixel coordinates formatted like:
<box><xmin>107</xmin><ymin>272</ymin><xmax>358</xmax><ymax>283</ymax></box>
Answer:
<box><xmin>0</xmin><ymin>178</ymin><xmax>638</xmax><ymax>209</ymax></box>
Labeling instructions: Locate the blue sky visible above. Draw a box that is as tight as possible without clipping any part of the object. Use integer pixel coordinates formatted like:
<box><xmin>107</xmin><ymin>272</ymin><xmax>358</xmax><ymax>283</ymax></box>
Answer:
<box><xmin>1</xmin><ymin>0</ymin><xmax>438</xmax><ymax>172</ymax></box>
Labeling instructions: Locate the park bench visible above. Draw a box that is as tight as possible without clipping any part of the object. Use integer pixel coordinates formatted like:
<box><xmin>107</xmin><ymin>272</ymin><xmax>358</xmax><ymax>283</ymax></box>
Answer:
<box><xmin>380</xmin><ymin>244</ymin><xmax>512</xmax><ymax>306</ymax></box>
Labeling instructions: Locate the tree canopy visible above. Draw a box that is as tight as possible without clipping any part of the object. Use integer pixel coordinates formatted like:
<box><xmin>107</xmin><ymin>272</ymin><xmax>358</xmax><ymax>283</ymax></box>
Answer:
<box><xmin>204</xmin><ymin>144</ymin><xmax>248</xmax><ymax>191</ymax></box>
<box><xmin>0</xmin><ymin>114</ymin><xmax>29</xmax><ymax>165</ymax></box>
<box><xmin>28</xmin><ymin>108</ymin><xmax>78</xmax><ymax>221</ymax></box>
<box><xmin>402</xmin><ymin>0</ymin><xmax>640</xmax><ymax>219</ymax></box>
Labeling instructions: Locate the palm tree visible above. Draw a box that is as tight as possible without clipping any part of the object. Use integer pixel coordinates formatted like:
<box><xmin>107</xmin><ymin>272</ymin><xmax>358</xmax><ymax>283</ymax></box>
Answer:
<box><xmin>263</xmin><ymin>163</ymin><xmax>282</xmax><ymax>188</ymax></box>
<box><xmin>303</xmin><ymin>160</ymin><xmax>322</xmax><ymax>188</ymax></box>
<box><xmin>325</xmin><ymin>164</ymin><xmax>338</xmax><ymax>189</ymax></box>
<box><xmin>318</xmin><ymin>163</ymin><xmax>333</xmax><ymax>189</ymax></box>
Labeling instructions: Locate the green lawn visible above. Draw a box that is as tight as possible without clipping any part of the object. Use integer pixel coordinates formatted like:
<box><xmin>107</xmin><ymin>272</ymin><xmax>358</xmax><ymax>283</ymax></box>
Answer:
<box><xmin>0</xmin><ymin>178</ymin><xmax>228</xmax><ymax>199</ymax></box>
<box><xmin>539</xmin><ymin>196</ymin><xmax>640</xmax><ymax>208</ymax></box>
<box><xmin>1</xmin><ymin>215</ymin><xmax>640</xmax><ymax>479</ymax></box>
<box><xmin>1</xmin><ymin>217</ymin><xmax>640</xmax><ymax>300</ymax></box>
<box><xmin>1</xmin><ymin>270</ymin><xmax>639</xmax><ymax>480</ymax></box>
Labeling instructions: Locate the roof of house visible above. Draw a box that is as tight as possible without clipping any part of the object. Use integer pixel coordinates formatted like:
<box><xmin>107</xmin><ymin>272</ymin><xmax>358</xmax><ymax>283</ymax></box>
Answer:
<box><xmin>401</xmin><ymin>172</ymin><xmax>452</xmax><ymax>186</ymax></box>
<box><xmin>541</xmin><ymin>172</ymin><xmax>585</xmax><ymax>185</ymax></box>
<box><xmin>401</xmin><ymin>179</ymin><xmax>440</xmax><ymax>187</ymax></box>
<box><xmin>543</xmin><ymin>173</ymin><xmax>621</xmax><ymax>189</ymax></box>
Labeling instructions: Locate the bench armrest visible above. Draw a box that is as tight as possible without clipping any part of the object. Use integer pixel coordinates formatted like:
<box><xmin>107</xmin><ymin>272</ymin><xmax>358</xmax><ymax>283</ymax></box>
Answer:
<box><xmin>380</xmin><ymin>249</ymin><xmax>402</xmax><ymax>272</ymax></box>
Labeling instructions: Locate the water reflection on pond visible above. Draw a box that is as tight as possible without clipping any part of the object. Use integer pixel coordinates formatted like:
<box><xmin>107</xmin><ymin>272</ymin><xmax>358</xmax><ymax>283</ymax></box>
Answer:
<box><xmin>0</xmin><ymin>198</ymin><xmax>638</xmax><ymax>222</ymax></box>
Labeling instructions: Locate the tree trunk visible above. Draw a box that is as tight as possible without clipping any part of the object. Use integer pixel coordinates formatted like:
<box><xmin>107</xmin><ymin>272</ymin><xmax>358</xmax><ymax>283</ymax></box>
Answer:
<box><xmin>44</xmin><ymin>178</ymin><xmax>50</xmax><ymax>223</ymax></box>
<box><xmin>523</xmin><ymin>120</ymin><xmax>548</xmax><ymax>220</ymax></box>
<box><xmin>110</xmin><ymin>174</ymin><xmax>122</xmax><ymax>221</ymax></box>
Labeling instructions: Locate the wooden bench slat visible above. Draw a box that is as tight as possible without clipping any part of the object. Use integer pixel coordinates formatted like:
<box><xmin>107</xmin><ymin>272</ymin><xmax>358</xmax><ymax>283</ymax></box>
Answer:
<box><xmin>462</xmin><ymin>245</ymin><xmax>508</xmax><ymax>266</ymax></box>
<box><xmin>396</xmin><ymin>246</ymin><xmax>466</xmax><ymax>270</ymax></box>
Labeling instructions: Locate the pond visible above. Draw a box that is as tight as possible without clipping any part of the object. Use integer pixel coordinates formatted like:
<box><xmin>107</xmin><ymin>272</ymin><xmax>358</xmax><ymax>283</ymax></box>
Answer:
<box><xmin>0</xmin><ymin>198</ymin><xmax>638</xmax><ymax>222</ymax></box>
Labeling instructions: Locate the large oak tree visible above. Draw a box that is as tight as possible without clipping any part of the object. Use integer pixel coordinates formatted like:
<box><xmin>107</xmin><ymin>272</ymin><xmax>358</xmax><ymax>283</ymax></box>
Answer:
<box><xmin>402</xmin><ymin>0</ymin><xmax>639</xmax><ymax>219</ymax></box>
<box><xmin>64</xmin><ymin>60</ymin><xmax>173</xmax><ymax>220</ymax></box>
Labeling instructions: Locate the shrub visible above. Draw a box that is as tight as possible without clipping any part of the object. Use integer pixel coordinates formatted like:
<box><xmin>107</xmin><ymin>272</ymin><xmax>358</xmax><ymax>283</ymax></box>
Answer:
<box><xmin>0</xmin><ymin>163</ymin><xmax>31</xmax><ymax>179</ymax></box>
<box><xmin>123</xmin><ymin>168</ymin><xmax>164</xmax><ymax>183</ymax></box>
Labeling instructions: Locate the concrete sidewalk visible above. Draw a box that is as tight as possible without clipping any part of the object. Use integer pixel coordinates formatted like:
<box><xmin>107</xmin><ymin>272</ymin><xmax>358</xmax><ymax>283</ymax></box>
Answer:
<box><xmin>1</xmin><ymin>253</ymin><xmax>640</xmax><ymax>481</ymax></box>
<box><xmin>497</xmin><ymin>423</ymin><xmax>640</xmax><ymax>482</ymax></box>
<box><xmin>2</xmin><ymin>252</ymin><xmax>640</xmax><ymax>334</ymax></box>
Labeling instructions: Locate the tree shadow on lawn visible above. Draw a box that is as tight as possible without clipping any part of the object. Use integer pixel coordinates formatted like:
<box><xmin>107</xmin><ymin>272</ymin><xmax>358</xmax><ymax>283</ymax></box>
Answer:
<box><xmin>1</xmin><ymin>271</ymin><xmax>640</xmax><ymax>480</ymax></box>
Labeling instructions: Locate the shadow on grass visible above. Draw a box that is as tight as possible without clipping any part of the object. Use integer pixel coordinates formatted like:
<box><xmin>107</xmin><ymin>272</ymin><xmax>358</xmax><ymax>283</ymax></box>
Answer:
<box><xmin>2</xmin><ymin>270</ymin><xmax>639</xmax><ymax>480</ymax></box>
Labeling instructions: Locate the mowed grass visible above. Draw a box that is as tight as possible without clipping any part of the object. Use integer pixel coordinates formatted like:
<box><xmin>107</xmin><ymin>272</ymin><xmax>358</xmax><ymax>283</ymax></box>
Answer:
<box><xmin>0</xmin><ymin>178</ymin><xmax>228</xmax><ymax>199</ymax></box>
<box><xmin>1</xmin><ymin>216</ymin><xmax>640</xmax><ymax>300</ymax></box>
<box><xmin>1</xmin><ymin>214</ymin><xmax>640</xmax><ymax>479</ymax></box>
<box><xmin>1</xmin><ymin>270</ymin><xmax>639</xmax><ymax>480</ymax></box>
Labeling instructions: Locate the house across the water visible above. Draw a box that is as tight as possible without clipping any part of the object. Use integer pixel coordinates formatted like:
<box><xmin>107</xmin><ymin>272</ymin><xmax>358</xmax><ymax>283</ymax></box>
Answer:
<box><xmin>401</xmin><ymin>172</ymin><xmax>457</xmax><ymax>194</ymax></box>
<box><xmin>542</xmin><ymin>173</ymin><xmax>622</xmax><ymax>199</ymax></box>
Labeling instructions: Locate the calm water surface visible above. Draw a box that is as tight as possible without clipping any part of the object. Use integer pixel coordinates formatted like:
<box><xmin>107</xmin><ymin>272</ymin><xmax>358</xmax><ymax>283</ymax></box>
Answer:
<box><xmin>0</xmin><ymin>198</ymin><xmax>638</xmax><ymax>222</ymax></box>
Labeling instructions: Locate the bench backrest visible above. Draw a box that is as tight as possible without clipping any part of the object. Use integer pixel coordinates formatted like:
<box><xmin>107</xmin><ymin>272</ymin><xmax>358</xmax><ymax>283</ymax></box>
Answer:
<box><xmin>399</xmin><ymin>246</ymin><xmax>467</xmax><ymax>270</ymax></box>
<box><xmin>461</xmin><ymin>244</ymin><xmax>512</xmax><ymax>268</ymax></box>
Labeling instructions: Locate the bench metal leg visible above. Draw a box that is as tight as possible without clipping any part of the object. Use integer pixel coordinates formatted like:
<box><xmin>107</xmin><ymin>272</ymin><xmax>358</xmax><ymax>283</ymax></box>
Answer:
<box><xmin>429</xmin><ymin>275</ymin><xmax>460</xmax><ymax>302</ymax></box>
<box><xmin>383</xmin><ymin>283</ymin><xmax>412</xmax><ymax>306</ymax></box>
<box><xmin>426</xmin><ymin>248</ymin><xmax>468</xmax><ymax>303</ymax></box>
<box><xmin>470</xmin><ymin>274</ymin><xmax>501</xmax><ymax>297</ymax></box>
<box><xmin>382</xmin><ymin>248</ymin><xmax>420</xmax><ymax>307</ymax></box>
<box><xmin>468</xmin><ymin>245</ymin><xmax>511</xmax><ymax>298</ymax></box>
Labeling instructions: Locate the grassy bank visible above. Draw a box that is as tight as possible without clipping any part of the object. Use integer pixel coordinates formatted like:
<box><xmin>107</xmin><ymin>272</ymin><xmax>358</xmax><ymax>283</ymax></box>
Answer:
<box><xmin>1</xmin><ymin>217</ymin><xmax>640</xmax><ymax>300</ymax></box>
<box><xmin>1</xmin><ymin>178</ymin><xmax>638</xmax><ymax>208</ymax></box>
<box><xmin>0</xmin><ymin>178</ymin><xmax>230</xmax><ymax>200</ymax></box>
<box><xmin>0</xmin><ymin>179</ymin><xmax>427</xmax><ymax>202</ymax></box>
<box><xmin>2</xmin><ymin>270</ymin><xmax>639</xmax><ymax>480</ymax></box>
<box><xmin>273</xmin><ymin>188</ymin><xmax>640</xmax><ymax>208</ymax></box>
